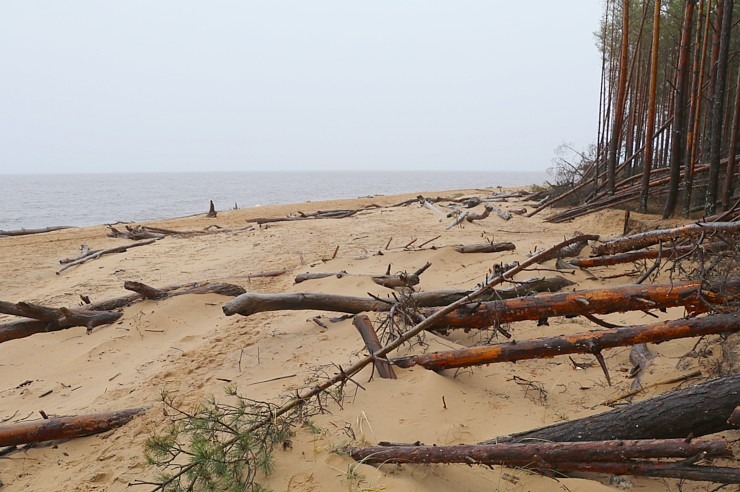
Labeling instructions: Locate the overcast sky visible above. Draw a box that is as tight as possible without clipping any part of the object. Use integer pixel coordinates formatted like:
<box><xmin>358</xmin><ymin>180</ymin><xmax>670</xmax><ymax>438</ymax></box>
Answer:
<box><xmin>0</xmin><ymin>2</ymin><xmax>603</xmax><ymax>174</ymax></box>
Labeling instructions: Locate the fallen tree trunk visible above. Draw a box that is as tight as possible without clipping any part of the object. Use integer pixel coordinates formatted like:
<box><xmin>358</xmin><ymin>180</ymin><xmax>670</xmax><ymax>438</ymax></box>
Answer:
<box><xmin>487</xmin><ymin>205</ymin><xmax>511</xmax><ymax>221</ymax></box>
<box><xmin>570</xmin><ymin>241</ymin><xmax>728</xmax><ymax>268</ymax></box>
<box><xmin>0</xmin><ymin>303</ymin><xmax>123</xmax><ymax>343</ymax></box>
<box><xmin>223</xmin><ymin>276</ymin><xmax>578</xmax><ymax>317</ymax></box>
<box><xmin>453</xmin><ymin>242</ymin><xmax>516</xmax><ymax>254</ymax></box>
<box><xmin>0</xmin><ymin>408</ymin><xmax>146</xmax><ymax>447</ymax></box>
<box><xmin>465</xmin><ymin>206</ymin><xmax>493</xmax><ymax>223</ymax></box>
<box><xmin>423</xmin><ymin>278</ymin><xmax>739</xmax><ymax>330</ymax></box>
<box><xmin>107</xmin><ymin>226</ymin><xmax>165</xmax><ymax>240</ymax></box>
<box><xmin>89</xmin><ymin>281</ymin><xmax>246</xmax><ymax>311</ymax></box>
<box><xmin>394</xmin><ymin>312</ymin><xmax>739</xmax><ymax>371</ymax></box>
<box><xmin>348</xmin><ymin>439</ymin><xmax>731</xmax><ymax>465</ymax></box>
<box><xmin>547</xmin><ymin>460</ymin><xmax>740</xmax><ymax>483</ymax></box>
<box><xmin>592</xmin><ymin>222</ymin><xmax>740</xmax><ymax>256</ymax></box>
<box><xmin>0</xmin><ymin>226</ymin><xmax>75</xmax><ymax>237</ymax></box>
<box><xmin>530</xmin><ymin>234</ymin><xmax>597</xmax><ymax>263</ymax></box>
<box><xmin>481</xmin><ymin>373</ymin><xmax>740</xmax><ymax>443</ymax></box>
<box><xmin>57</xmin><ymin>239</ymin><xmax>158</xmax><ymax>274</ymax></box>
<box><xmin>247</xmin><ymin>209</ymin><xmax>358</xmax><ymax>224</ymax></box>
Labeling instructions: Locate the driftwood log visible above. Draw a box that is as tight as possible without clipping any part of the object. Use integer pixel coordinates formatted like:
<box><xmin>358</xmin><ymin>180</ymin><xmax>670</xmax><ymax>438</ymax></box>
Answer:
<box><xmin>453</xmin><ymin>242</ymin><xmax>516</xmax><ymax>254</ymax></box>
<box><xmin>592</xmin><ymin>221</ymin><xmax>740</xmax><ymax>256</ymax></box>
<box><xmin>423</xmin><ymin>278</ymin><xmax>739</xmax><ymax>330</ymax></box>
<box><xmin>88</xmin><ymin>281</ymin><xmax>246</xmax><ymax>312</ymax></box>
<box><xmin>107</xmin><ymin>226</ymin><xmax>165</xmax><ymax>240</ymax></box>
<box><xmin>0</xmin><ymin>226</ymin><xmax>75</xmax><ymax>237</ymax></box>
<box><xmin>0</xmin><ymin>408</ymin><xmax>146</xmax><ymax>447</ymax></box>
<box><xmin>348</xmin><ymin>439</ymin><xmax>731</xmax><ymax>465</ymax></box>
<box><xmin>482</xmin><ymin>373</ymin><xmax>740</xmax><ymax>443</ymax></box>
<box><xmin>465</xmin><ymin>206</ymin><xmax>493</xmax><ymax>223</ymax></box>
<box><xmin>57</xmin><ymin>239</ymin><xmax>157</xmax><ymax>274</ymax></box>
<box><xmin>247</xmin><ymin>209</ymin><xmax>359</xmax><ymax>224</ymax></box>
<box><xmin>223</xmin><ymin>276</ymin><xmax>577</xmax><ymax>317</ymax></box>
<box><xmin>0</xmin><ymin>303</ymin><xmax>123</xmax><ymax>343</ymax></box>
<box><xmin>393</xmin><ymin>312</ymin><xmax>739</xmax><ymax>371</ymax></box>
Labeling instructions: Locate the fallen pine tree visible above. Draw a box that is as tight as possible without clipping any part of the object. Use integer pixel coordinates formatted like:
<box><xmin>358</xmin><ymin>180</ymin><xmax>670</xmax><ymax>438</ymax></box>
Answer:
<box><xmin>393</xmin><ymin>312</ymin><xmax>739</xmax><ymax>371</ymax></box>
<box><xmin>222</xmin><ymin>276</ymin><xmax>580</xmax><ymax>317</ymax></box>
<box><xmin>0</xmin><ymin>407</ymin><xmax>146</xmax><ymax>447</ymax></box>
<box><xmin>567</xmin><ymin>241</ymin><xmax>729</xmax><ymax>269</ymax></box>
<box><xmin>222</xmin><ymin>278</ymin><xmax>738</xmax><ymax>322</ymax></box>
<box><xmin>480</xmin><ymin>373</ymin><xmax>740</xmax><ymax>443</ymax></box>
<box><xmin>348</xmin><ymin>438</ymin><xmax>732</xmax><ymax>465</ymax></box>
<box><xmin>591</xmin><ymin>221</ymin><xmax>740</xmax><ymax>256</ymax></box>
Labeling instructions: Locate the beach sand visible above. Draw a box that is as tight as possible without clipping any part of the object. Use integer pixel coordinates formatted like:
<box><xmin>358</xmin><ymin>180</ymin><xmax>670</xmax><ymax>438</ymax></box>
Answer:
<box><xmin>0</xmin><ymin>188</ymin><xmax>731</xmax><ymax>491</ymax></box>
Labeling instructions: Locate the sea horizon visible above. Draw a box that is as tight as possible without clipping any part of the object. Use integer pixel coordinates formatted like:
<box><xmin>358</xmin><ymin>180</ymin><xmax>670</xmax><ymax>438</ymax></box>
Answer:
<box><xmin>1</xmin><ymin>170</ymin><xmax>548</xmax><ymax>230</ymax></box>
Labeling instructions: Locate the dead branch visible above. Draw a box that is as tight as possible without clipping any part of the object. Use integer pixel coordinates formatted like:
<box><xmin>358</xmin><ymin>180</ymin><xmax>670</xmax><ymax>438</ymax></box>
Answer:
<box><xmin>570</xmin><ymin>241</ymin><xmax>728</xmax><ymax>268</ymax></box>
<box><xmin>393</xmin><ymin>312</ymin><xmax>739</xmax><ymax>371</ymax></box>
<box><xmin>0</xmin><ymin>302</ymin><xmax>123</xmax><ymax>343</ymax></box>
<box><xmin>107</xmin><ymin>225</ymin><xmax>165</xmax><ymax>240</ymax></box>
<box><xmin>0</xmin><ymin>408</ymin><xmax>146</xmax><ymax>447</ymax></box>
<box><xmin>0</xmin><ymin>226</ymin><xmax>75</xmax><ymax>237</ymax></box>
<box><xmin>57</xmin><ymin>239</ymin><xmax>157</xmax><ymax>274</ymax></box>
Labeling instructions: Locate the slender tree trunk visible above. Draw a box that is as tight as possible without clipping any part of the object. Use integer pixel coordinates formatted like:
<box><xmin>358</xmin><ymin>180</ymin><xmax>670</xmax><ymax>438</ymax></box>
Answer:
<box><xmin>705</xmin><ymin>0</ymin><xmax>733</xmax><ymax>215</ymax></box>
<box><xmin>722</xmin><ymin>67</ymin><xmax>740</xmax><ymax>209</ymax></box>
<box><xmin>640</xmin><ymin>0</ymin><xmax>664</xmax><ymax>212</ymax></box>
<box><xmin>606</xmin><ymin>0</ymin><xmax>631</xmax><ymax>195</ymax></box>
<box><xmin>664</xmin><ymin>0</ymin><xmax>697</xmax><ymax>217</ymax></box>
<box><xmin>685</xmin><ymin>0</ymin><xmax>712</xmax><ymax>214</ymax></box>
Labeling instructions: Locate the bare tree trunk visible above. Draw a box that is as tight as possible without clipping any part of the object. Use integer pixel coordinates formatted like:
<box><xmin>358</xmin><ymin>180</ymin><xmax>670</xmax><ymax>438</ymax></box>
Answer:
<box><xmin>640</xmin><ymin>0</ymin><xmax>664</xmax><ymax>212</ymax></box>
<box><xmin>705</xmin><ymin>0</ymin><xmax>733</xmax><ymax>215</ymax></box>
<box><xmin>606</xmin><ymin>0</ymin><xmax>631</xmax><ymax>195</ymax></box>
<box><xmin>721</xmin><ymin>67</ymin><xmax>740</xmax><ymax>209</ymax></box>
<box><xmin>663</xmin><ymin>0</ymin><xmax>696</xmax><ymax>218</ymax></box>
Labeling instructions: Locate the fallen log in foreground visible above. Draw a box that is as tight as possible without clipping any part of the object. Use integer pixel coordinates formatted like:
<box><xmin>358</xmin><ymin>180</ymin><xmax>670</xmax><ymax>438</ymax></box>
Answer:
<box><xmin>550</xmin><ymin>461</ymin><xmax>740</xmax><ymax>484</ymax></box>
<box><xmin>393</xmin><ymin>312</ymin><xmax>739</xmax><ymax>371</ymax></box>
<box><xmin>348</xmin><ymin>439</ymin><xmax>731</xmax><ymax>465</ymax></box>
<box><xmin>424</xmin><ymin>278</ymin><xmax>739</xmax><ymax>330</ymax></box>
<box><xmin>481</xmin><ymin>373</ymin><xmax>740</xmax><ymax>443</ymax></box>
<box><xmin>592</xmin><ymin>221</ymin><xmax>740</xmax><ymax>256</ymax></box>
<box><xmin>0</xmin><ymin>408</ymin><xmax>146</xmax><ymax>447</ymax></box>
<box><xmin>222</xmin><ymin>276</ymin><xmax>577</xmax><ymax>317</ymax></box>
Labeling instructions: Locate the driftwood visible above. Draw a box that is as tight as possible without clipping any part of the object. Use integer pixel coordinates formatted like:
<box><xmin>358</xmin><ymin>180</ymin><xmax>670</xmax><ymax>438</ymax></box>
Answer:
<box><xmin>353</xmin><ymin>315</ymin><xmax>396</xmax><ymax>379</ymax></box>
<box><xmin>393</xmin><ymin>312</ymin><xmax>739</xmax><ymax>371</ymax></box>
<box><xmin>531</xmin><ymin>233</ymin><xmax>597</xmax><ymax>263</ymax></box>
<box><xmin>0</xmin><ymin>226</ymin><xmax>75</xmax><ymax>237</ymax></box>
<box><xmin>206</xmin><ymin>200</ymin><xmax>217</xmax><ymax>218</ymax></box>
<box><xmin>453</xmin><ymin>242</ymin><xmax>516</xmax><ymax>254</ymax></box>
<box><xmin>465</xmin><ymin>206</ymin><xmax>493</xmax><ymax>223</ymax></box>
<box><xmin>224</xmin><ymin>276</ymin><xmax>577</xmax><ymax>317</ymax></box>
<box><xmin>446</xmin><ymin>211</ymin><xmax>469</xmax><ymax>229</ymax></box>
<box><xmin>348</xmin><ymin>438</ymin><xmax>731</xmax><ymax>465</ymax></box>
<box><xmin>0</xmin><ymin>302</ymin><xmax>123</xmax><ymax>343</ymax></box>
<box><xmin>509</xmin><ymin>207</ymin><xmax>527</xmax><ymax>215</ymax></box>
<box><xmin>418</xmin><ymin>196</ymin><xmax>446</xmax><ymax>216</ymax></box>
<box><xmin>423</xmin><ymin>278</ymin><xmax>739</xmax><ymax>330</ymax></box>
<box><xmin>592</xmin><ymin>221</ymin><xmax>740</xmax><ymax>256</ymax></box>
<box><xmin>107</xmin><ymin>225</ymin><xmax>165</xmax><ymax>240</ymax></box>
<box><xmin>294</xmin><ymin>271</ymin><xmax>349</xmax><ymax>283</ymax></box>
<box><xmin>569</xmin><ymin>241</ymin><xmax>728</xmax><ymax>268</ymax></box>
<box><xmin>483</xmin><ymin>373</ymin><xmax>740</xmax><ymax>443</ymax></box>
<box><xmin>0</xmin><ymin>408</ymin><xmax>146</xmax><ymax>447</ymax></box>
<box><xmin>371</xmin><ymin>262</ymin><xmax>431</xmax><ymax>290</ymax></box>
<box><xmin>59</xmin><ymin>245</ymin><xmax>101</xmax><ymax>264</ymax></box>
<box><xmin>488</xmin><ymin>205</ymin><xmax>512</xmax><ymax>221</ymax></box>
<box><xmin>88</xmin><ymin>281</ymin><xmax>246</xmax><ymax>312</ymax></box>
<box><xmin>57</xmin><ymin>239</ymin><xmax>157</xmax><ymax>274</ymax></box>
<box><xmin>247</xmin><ymin>209</ymin><xmax>358</xmax><ymax>224</ymax></box>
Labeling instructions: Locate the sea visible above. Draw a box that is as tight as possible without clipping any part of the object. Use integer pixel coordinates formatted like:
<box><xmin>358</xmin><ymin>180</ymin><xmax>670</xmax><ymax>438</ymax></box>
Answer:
<box><xmin>0</xmin><ymin>171</ymin><xmax>547</xmax><ymax>230</ymax></box>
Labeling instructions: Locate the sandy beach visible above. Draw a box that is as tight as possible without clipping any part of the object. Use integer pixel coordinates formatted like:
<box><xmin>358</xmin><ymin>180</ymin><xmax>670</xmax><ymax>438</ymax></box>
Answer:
<box><xmin>0</xmin><ymin>188</ymin><xmax>734</xmax><ymax>491</ymax></box>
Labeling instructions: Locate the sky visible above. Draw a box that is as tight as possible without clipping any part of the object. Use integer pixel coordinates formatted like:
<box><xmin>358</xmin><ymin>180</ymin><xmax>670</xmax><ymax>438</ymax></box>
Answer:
<box><xmin>0</xmin><ymin>2</ymin><xmax>604</xmax><ymax>174</ymax></box>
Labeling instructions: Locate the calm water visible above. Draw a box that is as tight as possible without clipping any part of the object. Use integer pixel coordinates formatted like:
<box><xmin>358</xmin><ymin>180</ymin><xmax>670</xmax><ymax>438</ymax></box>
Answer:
<box><xmin>0</xmin><ymin>171</ymin><xmax>546</xmax><ymax>230</ymax></box>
